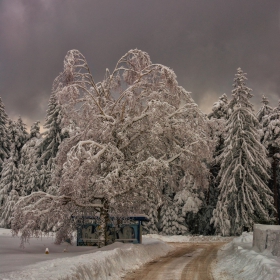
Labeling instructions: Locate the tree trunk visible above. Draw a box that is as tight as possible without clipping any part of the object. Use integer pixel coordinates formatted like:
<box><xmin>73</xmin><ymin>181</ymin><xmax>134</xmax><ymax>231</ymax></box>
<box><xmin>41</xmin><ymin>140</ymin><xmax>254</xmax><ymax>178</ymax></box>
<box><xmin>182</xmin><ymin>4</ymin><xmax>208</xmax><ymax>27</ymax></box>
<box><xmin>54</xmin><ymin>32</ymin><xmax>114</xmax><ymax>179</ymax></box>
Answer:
<box><xmin>273</xmin><ymin>157</ymin><xmax>279</xmax><ymax>224</ymax></box>
<box><xmin>99</xmin><ymin>198</ymin><xmax>109</xmax><ymax>247</ymax></box>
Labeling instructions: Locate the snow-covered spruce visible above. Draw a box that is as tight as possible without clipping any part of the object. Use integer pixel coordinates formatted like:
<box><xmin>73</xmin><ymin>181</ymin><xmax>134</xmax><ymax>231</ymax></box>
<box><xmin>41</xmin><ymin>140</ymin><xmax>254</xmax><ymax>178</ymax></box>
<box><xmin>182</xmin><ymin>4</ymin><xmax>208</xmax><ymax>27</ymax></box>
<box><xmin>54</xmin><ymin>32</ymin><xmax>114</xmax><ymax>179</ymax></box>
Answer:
<box><xmin>261</xmin><ymin>100</ymin><xmax>280</xmax><ymax>222</ymax></box>
<box><xmin>0</xmin><ymin>97</ymin><xmax>10</xmax><ymax>174</ymax></box>
<box><xmin>11</xmin><ymin>49</ymin><xmax>213</xmax><ymax>246</ymax></box>
<box><xmin>211</xmin><ymin>68</ymin><xmax>275</xmax><ymax>236</ymax></box>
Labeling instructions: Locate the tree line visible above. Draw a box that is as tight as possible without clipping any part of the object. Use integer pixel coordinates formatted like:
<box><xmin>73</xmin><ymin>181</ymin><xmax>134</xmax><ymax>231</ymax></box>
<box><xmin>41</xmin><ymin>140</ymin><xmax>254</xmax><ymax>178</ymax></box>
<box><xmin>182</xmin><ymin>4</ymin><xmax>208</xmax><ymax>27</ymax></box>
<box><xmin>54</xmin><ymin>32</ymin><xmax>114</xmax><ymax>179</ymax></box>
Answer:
<box><xmin>0</xmin><ymin>50</ymin><xmax>279</xmax><ymax>246</ymax></box>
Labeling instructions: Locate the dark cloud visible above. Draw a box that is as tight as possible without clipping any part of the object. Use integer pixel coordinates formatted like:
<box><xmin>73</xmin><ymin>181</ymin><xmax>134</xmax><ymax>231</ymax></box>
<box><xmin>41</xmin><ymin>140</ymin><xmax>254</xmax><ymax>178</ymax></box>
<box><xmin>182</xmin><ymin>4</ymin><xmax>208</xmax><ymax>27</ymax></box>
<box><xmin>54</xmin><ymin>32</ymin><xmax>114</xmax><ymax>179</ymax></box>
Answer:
<box><xmin>0</xmin><ymin>0</ymin><xmax>279</xmax><ymax>127</ymax></box>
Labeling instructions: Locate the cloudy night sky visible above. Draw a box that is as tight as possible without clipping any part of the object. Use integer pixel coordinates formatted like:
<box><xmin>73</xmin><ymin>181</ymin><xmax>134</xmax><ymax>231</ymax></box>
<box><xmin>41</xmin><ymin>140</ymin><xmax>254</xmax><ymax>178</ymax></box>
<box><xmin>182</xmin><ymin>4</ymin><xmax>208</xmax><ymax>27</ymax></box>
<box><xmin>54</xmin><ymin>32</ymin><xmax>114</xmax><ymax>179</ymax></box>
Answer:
<box><xmin>0</xmin><ymin>0</ymin><xmax>279</xmax><ymax>128</ymax></box>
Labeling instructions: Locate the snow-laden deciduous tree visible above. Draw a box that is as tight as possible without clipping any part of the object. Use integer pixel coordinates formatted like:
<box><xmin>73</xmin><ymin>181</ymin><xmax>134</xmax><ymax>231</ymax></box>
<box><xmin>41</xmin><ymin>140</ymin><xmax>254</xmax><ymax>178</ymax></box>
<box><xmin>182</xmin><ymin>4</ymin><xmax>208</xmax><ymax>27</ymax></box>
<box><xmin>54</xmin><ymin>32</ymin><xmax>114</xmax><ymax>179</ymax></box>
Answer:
<box><xmin>261</xmin><ymin>101</ymin><xmax>280</xmax><ymax>223</ymax></box>
<box><xmin>211</xmin><ymin>68</ymin><xmax>275</xmax><ymax>236</ymax></box>
<box><xmin>12</xmin><ymin>49</ymin><xmax>213</xmax><ymax>246</ymax></box>
<box><xmin>0</xmin><ymin>97</ymin><xmax>10</xmax><ymax>174</ymax></box>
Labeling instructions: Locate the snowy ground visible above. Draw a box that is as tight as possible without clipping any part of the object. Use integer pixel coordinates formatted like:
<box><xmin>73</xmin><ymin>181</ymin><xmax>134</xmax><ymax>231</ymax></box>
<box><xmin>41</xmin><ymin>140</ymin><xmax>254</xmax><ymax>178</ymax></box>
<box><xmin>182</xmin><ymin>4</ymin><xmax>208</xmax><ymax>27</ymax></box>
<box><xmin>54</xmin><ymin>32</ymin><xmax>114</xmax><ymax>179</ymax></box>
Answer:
<box><xmin>213</xmin><ymin>232</ymin><xmax>280</xmax><ymax>280</ymax></box>
<box><xmin>144</xmin><ymin>233</ymin><xmax>233</xmax><ymax>243</ymax></box>
<box><xmin>0</xmin><ymin>228</ymin><xmax>173</xmax><ymax>280</ymax></box>
<box><xmin>2</xmin><ymin>229</ymin><xmax>280</xmax><ymax>280</ymax></box>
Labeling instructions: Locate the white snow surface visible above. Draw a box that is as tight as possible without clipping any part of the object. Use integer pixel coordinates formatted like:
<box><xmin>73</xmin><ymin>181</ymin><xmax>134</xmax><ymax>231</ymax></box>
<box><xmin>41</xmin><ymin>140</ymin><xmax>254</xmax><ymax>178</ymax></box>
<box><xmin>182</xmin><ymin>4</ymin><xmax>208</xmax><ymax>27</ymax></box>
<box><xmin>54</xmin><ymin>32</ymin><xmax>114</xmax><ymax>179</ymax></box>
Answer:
<box><xmin>0</xmin><ymin>228</ymin><xmax>173</xmax><ymax>280</ymax></box>
<box><xmin>144</xmin><ymin>233</ymin><xmax>233</xmax><ymax>243</ymax></box>
<box><xmin>213</xmin><ymin>232</ymin><xmax>280</xmax><ymax>280</ymax></box>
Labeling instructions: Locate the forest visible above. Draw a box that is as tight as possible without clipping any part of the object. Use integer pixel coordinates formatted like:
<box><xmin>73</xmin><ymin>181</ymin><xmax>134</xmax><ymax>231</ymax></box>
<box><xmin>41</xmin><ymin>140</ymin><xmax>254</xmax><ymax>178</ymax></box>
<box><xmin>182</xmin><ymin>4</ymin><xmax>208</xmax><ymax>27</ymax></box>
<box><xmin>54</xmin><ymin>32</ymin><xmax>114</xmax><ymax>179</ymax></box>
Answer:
<box><xmin>0</xmin><ymin>49</ymin><xmax>279</xmax><ymax>246</ymax></box>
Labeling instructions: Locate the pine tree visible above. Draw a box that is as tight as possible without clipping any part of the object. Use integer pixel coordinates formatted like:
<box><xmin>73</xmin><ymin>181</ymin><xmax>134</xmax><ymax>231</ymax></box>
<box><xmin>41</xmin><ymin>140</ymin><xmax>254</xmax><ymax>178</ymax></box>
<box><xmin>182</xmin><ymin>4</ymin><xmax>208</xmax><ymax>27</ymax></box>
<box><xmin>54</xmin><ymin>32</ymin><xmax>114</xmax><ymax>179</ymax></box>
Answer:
<box><xmin>211</xmin><ymin>68</ymin><xmax>275</xmax><ymax>236</ymax></box>
<box><xmin>256</xmin><ymin>95</ymin><xmax>273</xmax><ymax>123</ymax></box>
<box><xmin>261</xmin><ymin>101</ymin><xmax>280</xmax><ymax>223</ymax></box>
<box><xmin>141</xmin><ymin>190</ymin><xmax>160</xmax><ymax>234</ymax></box>
<box><xmin>19</xmin><ymin>121</ymin><xmax>42</xmax><ymax>195</ymax></box>
<box><xmin>8</xmin><ymin>118</ymin><xmax>28</xmax><ymax>161</ymax></box>
<box><xmin>39</xmin><ymin>93</ymin><xmax>68</xmax><ymax>167</ymax></box>
<box><xmin>208</xmin><ymin>93</ymin><xmax>229</xmax><ymax>119</ymax></box>
<box><xmin>205</xmin><ymin>94</ymin><xmax>229</xmax><ymax>235</ymax></box>
<box><xmin>30</xmin><ymin>121</ymin><xmax>40</xmax><ymax>139</ymax></box>
<box><xmin>0</xmin><ymin>97</ymin><xmax>10</xmax><ymax>173</ymax></box>
<box><xmin>0</xmin><ymin>156</ymin><xmax>20</xmax><ymax>212</ymax></box>
<box><xmin>160</xmin><ymin>200</ymin><xmax>185</xmax><ymax>235</ymax></box>
<box><xmin>0</xmin><ymin>189</ymin><xmax>19</xmax><ymax>228</ymax></box>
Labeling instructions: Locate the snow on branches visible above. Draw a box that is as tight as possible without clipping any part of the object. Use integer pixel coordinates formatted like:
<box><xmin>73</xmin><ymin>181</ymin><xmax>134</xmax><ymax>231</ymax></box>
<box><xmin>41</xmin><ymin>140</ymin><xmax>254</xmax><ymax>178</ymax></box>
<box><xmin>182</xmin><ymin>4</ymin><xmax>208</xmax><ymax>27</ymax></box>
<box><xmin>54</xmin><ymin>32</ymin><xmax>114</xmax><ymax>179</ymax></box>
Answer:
<box><xmin>11</xmin><ymin>49</ymin><xmax>213</xmax><ymax>244</ymax></box>
<box><xmin>211</xmin><ymin>68</ymin><xmax>275</xmax><ymax>236</ymax></box>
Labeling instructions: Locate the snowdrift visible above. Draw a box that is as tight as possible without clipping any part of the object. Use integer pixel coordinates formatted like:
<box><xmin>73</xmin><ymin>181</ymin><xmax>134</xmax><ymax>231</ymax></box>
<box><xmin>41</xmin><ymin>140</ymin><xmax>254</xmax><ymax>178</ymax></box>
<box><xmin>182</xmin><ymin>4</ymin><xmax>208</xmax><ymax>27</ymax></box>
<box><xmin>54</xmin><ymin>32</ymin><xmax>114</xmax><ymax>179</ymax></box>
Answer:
<box><xmin>253</xmin><ymin>224</ymin><xmax>280</xmax><ymax>257</ymax></box>
<box><xmin>213</xmin><ymin>232</ymin><xmax>280</xmax><ymax>280</ymax></box>
<box><xmin>0</xmin><ymin>236</ymin><xmax>173</xmax><ymax>280</ymax></box>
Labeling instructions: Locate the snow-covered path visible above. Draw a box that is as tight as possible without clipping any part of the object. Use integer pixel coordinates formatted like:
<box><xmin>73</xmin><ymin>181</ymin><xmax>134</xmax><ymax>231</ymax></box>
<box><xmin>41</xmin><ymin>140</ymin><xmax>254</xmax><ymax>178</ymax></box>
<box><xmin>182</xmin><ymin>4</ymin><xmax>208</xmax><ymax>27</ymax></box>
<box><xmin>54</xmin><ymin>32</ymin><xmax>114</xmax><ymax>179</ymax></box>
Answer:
<box><xmin>123</xmin><ymin>242</ymin><xmax>226</xmax><ymax>280</ymax></box>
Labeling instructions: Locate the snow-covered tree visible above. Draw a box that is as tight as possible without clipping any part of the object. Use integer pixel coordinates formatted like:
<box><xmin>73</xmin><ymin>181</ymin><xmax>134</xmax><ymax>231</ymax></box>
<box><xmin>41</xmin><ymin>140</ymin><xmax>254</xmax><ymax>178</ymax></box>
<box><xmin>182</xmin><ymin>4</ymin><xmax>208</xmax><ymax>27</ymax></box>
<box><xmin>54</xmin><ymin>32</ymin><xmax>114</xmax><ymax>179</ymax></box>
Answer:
<box><xmin>39</xmin><ymin>93</ymin><xmax>68</xmax><ymax>167</ymax></box>
<box><xmin>203</xmin><ymin>95</ymin><xmax>229</xmax><ymax>235</ymax></box>
<box><xmin>160</xmin><ymin>200</ymin><xmax>187</xmax><ymax>235</ymax></box>
<box><xmin>8</xmin><ymin>118</ymin><xmax>28</xmax><ymax>161</ymax></box>
<box><xmin>211</xmin><ymin>68</ymin><xmax>275</xmax><ymax>236</ymax></box>
<box><xmin>30</xmin><ymin>121</ymin><xmax>40</xmax><ymax>139</ymax></box>
<box><xmin>256</xmin><ymin>95</ymin><xmax>273</xmax><ymax>123</ymax></box>
<box><xmin>0</xmin><ymin>189</ymin><xmax>19</xmax><ymax>228</ymax></box>
<box><xmin>261</xmin><ymin>101</ymin><xmax>280</xmax><ymax>223</ymax></box>
<box><xmin>208</xmin><ymin>93</ymin><xmax>229</xmax><ymax>120</ymax></box>
<box><xmin>141</xmin><ymin>191</ymin><xmax>160</xmax><ymax>234</ymax></box>
<box><xmin>12</xmin><ymin>49</ymin><xmax>213</xmax><ymax>246</ymax></box>
<box><xmin>0</xmin><ymin>156</ymin><xmax>20</xmax><ymax>219</ymax></box>
<box><xmin>0</xmin><ymin>97</ymin><xmax>10</xmax><ymax>173</ymax></box>
<box><xmin>18</xmin><ymin>121</ymin><xmax>42</xmax><ymax>196</ymax></box>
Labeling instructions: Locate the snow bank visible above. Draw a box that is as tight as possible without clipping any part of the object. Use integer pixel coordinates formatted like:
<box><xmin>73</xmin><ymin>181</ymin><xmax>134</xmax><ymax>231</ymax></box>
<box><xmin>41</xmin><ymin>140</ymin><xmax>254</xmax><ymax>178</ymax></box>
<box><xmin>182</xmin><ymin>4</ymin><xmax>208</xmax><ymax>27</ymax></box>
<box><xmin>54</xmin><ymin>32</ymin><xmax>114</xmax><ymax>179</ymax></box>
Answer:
<box><xmin>213</xmin><ymin>232</ymin><xmax>280</xmax><ymax>280</ymax></box>
<box><xmin>0</xmin><ymin>237</ymin><xmax>173</xmax><ymax>280</ymax></box>
<box><xmin>253</xmin><ymin>224</ymin><xmax>280</xmax><ymax>256</ymax></box>
<box><xmin>144</xmin><ymin>233</ymin><xmax>232</xmax><ymax>243</ymax></box>
<box><xmin>0</xmin><ymin>228</ymin><xmax>13</xmax><ymax>236</ymax></box>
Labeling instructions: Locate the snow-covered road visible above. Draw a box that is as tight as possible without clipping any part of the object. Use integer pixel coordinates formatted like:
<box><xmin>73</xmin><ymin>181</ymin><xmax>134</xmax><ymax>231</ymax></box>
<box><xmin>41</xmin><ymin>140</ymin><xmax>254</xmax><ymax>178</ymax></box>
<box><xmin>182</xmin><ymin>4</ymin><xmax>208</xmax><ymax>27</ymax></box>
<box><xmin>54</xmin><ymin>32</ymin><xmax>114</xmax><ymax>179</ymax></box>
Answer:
<box><xmin>123</xmin><ymin>242</ymin><xmax>226</xmax><ymax>280</ymax></box>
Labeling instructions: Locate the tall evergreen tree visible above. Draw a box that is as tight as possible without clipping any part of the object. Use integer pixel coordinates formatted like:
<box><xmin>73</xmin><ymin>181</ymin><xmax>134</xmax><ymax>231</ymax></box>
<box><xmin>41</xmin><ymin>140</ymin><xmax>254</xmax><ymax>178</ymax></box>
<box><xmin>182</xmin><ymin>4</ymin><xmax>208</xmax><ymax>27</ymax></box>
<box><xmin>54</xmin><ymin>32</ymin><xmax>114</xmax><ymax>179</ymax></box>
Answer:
<box><xmin>208</xmin><ymin>93</ymin><xmax>229</xmax><ymax>120</ymax></box>
<box><xmin>0</xmin><ymin>97</ymin><xmax>10</xmax><ymax>173</ymax></box>
<box><xmin>19</xmin><ymin>121</ymin><xmax>42</xmax><ymax>196</ymax></box>
<box><xmin>0</xmin><ymin>156</ymin><xmax>20</xmax><ymax>213</ymax></box>
<box><xmin>8</xmin><ymin>118</ymin><xmax>28</xmax><ymax>161</ymax></box>
<box><xmin>261</xmin><ymin>101</ymin><xmax>280</xmax><ymax>223</ymax></box>
<box><xmin>202</xmin><ymin>94</ymin><xmax>229</xmax><ymax>235</ymax></box>
<box><xmin>211</xmin><ymin>68</ymin><xmax>275</xmax><ymax>235</ymax></box>
<box><xmin>39</xmin><ymin>93</ymin><xmax>68</xmax><ymax>167</ymax></box>
<box><xmin>256</xmin><ymin>95</ymin><xmax>273</xmax><ymax>123</ymax></box>
<box><xmin>0</xmin><ymin>189</ymin><xmax>19</xmax><ymax>228</ymax></box>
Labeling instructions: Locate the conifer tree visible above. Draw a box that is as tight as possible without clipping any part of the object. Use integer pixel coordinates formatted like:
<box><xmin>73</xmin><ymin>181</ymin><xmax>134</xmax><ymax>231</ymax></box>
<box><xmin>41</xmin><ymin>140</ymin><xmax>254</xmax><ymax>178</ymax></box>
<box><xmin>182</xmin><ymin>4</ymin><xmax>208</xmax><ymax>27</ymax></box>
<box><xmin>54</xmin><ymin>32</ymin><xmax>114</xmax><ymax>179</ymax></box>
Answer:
<box><xmin>19</xmin><ymin>121</ymin><xmax>42</xmax><ymax>195</ymax></box>
<box><xmin>204</xmin><ymin>94</ymin><xmax>229</xmax><ymax>235</ymax></box>
<box><xmin>142</xmin><ymin>191</ymin><xmax>160</xmax><ymax>234</ymax></box>
<box><xmin>0</xmin><ymin>156</ymin><xmax>20</xmax><ymax>213</ymax></box>
<box><xmin>0</xmin><ymin>189</ymin><xmax>19</xmax><ymax>228</ymax></box>
<box><xmin>212</xmin><ymin>68</ymin><xmax>275</xmax><ymax>235</ymax></box>
<box><xmin>8</xmin><ymin>118</ymin><xmax>28</xmax><ymax>161</ymax></box>
<box><xmin>160</xmin><ymin>201</ymin><xmax>185</xmax><ymax>235</ymax></box>
<box><xmin>0</xmin><ymin>97</ymin><xmax>10</xmax><ymax>173</ymax></box>
<box><xmin>256</xmin><ymin>95</ymin><xmax>273</xmax><ymax>123</ymax></box>
<box><xmin>39</xmin><ymin>93</ymin><xmax>68</xmax><ymax>167</ymax></box>
<box><xmin>261</xmin><ymin>101</ymin><xmax>280</xmax><ymax>223</ymax></box>
<box><xmin>208</xmin><ymin>93</ymin><xmax>229</xmax><ymax>120</ymax></box>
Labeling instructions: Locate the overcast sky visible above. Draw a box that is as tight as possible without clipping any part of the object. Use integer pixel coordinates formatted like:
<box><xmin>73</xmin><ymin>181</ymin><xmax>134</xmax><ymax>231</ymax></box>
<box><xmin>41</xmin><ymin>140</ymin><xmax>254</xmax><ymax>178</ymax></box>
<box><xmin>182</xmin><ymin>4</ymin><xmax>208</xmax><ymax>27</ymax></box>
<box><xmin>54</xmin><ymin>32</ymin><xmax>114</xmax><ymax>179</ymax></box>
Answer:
<box><xmin>0</xmin><ymin>0</ymin><xmax>279</xmax><ymax>128</ymax></box>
